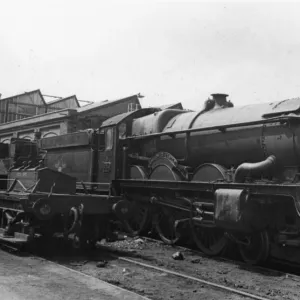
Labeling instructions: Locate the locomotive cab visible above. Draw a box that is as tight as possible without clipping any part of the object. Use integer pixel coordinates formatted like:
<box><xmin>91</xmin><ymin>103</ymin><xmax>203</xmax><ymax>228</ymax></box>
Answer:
<box><xmin>97</xmin><ymin>108</ymin><xmax>160</xmax><ymax>194</ymax></box>
<box><xmin>96</xmin><ymin>126</ymin><xmax>116</xmax><ymax>193</ymax></box>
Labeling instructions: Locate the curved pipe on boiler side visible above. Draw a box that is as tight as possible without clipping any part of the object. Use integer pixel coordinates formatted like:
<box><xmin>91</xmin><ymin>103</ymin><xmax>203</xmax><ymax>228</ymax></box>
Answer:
<box><xmin>177</xmin><ymin>99</ymin><xmax>216</xmax><ymax>164</ymax></box>
<box><xmin>234</xmin><ymin>155</ymin><xmax>277</xmax><ymax>183</ymax></box>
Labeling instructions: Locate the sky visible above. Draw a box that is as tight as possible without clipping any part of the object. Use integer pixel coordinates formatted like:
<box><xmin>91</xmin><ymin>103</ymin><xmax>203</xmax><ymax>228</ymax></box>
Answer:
<box><xmin>1</xmin><ymin>1</ymin><xmax>300</xmax><ymax>110</ymax></box>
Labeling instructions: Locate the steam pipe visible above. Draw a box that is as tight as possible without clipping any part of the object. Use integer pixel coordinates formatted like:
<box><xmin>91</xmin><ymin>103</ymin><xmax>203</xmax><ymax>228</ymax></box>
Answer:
<box><xmin>234</xmin><ymin>155</ymin><xmax>276</xmax><ymax>183</ymax></box>
<box><xmin>178</xmin><ymin>99</ymin><xmax>216</xmax><ymax>163</ymax></box>
<box><xmin>178</xmin><ymin>95</ymin><xmax>233</xmax><ymax>164</ymax></box>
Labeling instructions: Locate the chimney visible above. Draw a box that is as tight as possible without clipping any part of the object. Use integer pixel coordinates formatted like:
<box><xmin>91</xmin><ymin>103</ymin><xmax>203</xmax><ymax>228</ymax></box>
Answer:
<box><xmin>211</xmin><ymin>93</ymin><xmax>229</xmax><ymax>107</ymax></box>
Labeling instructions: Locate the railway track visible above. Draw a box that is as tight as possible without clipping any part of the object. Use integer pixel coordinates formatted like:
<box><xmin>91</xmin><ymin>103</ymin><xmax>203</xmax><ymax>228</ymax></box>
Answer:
<box><xmin>0</xmin><ymin>240</ymin><xmax>249</xmax><ymax>300</ymax></box>
<box><xmin>0</xmin><ymin>242</ymin><xmax>267</xmax><ymax>300</ymax></box>
<box><xmin>142</xmin><ymin>235</ymin><xmax>300</xmax><ymax>278</ymax></box>
<box><xmin>116</xmin><ymin>256</ymin><xmax>271</xmax><ymax>300</ymax></box>
<box><xmin>97</xmin><ymin>235</ymin><xmax>300</xmax><ymax>299</ymax></box>
<box><xmin>1</xmin><ymin>235</ymin><xmax>300</xmax><ymax>300</ymax></box>
<box><xmin>51</xmin><ymin>250</ymin><xmax>273</xmax><ymax>300</ymax></box>
<box><xmin>51</xmin><ymin>251</ymin><xmax>270</xmax><ymax>300</ymax></box>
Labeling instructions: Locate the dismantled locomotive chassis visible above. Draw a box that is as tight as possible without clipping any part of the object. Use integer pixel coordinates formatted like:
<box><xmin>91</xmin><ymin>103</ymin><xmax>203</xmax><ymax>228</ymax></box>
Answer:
<box><xmin>0</xmin><ymin>167</ymin><xmax>131</xmax><ymax>249</ymax></box>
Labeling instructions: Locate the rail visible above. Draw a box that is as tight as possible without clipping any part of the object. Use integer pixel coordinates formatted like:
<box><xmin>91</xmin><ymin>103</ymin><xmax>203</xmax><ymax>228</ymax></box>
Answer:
<box><xmin>117</xmin><ymin>257</ymin><xmax>272</xmax><ymax>300</ymax></box>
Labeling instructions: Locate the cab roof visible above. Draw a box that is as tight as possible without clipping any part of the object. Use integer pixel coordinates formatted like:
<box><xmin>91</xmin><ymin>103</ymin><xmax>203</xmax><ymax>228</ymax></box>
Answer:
<box><xmin>100</xmin><ymin>108</ymin><xmax>159</xmax><ymax>128</ymax></box>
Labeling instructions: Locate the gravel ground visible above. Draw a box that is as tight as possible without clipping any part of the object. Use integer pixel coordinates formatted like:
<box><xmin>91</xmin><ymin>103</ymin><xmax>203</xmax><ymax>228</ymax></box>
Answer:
<box><xmin>40</xmin><ymin>236</ymin><xmax>300</xmax><ymax>300</ymax></box>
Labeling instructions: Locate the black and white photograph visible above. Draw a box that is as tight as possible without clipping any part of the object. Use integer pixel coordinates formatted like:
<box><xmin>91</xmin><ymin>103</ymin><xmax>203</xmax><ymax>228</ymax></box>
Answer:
<box><xmin>0</xmin><ymin>1</ymin><xmax>300</xmax><ymax>299</ymax></box>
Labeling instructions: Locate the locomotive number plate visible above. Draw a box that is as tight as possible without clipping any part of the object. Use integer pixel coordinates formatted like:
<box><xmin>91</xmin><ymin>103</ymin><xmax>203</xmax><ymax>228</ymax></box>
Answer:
<box><xmin>102</xmin><ymin>156</ymin><xmax>112</xmax><ymax>173</ymax></box>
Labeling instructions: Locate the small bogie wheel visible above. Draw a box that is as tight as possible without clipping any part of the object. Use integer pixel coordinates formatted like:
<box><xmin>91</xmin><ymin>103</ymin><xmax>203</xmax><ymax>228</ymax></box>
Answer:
<box><xmin>239</xmin><ymin>231</ymin><xmax>270</xmax><ymax>265</ymax></box>
<box><xmin>123</xmin><ymin>202</ymin><xmax>150</xmax><ymax>237</ymax></box>
<box><xmin>154</xmin><ymin>208</ymin><xmax>181</xmax><ymax>245</ymax></box>
<box><xmin>190</xmin><ymin>224</ymin><xmax>227</xmax><ymax>256</ymax></box>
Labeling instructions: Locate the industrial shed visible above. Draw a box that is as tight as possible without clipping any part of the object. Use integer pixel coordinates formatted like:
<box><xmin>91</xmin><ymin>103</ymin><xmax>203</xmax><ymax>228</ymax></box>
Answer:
<box><xmin>0</xmin><ymin>90</ymin><xmax>46</xmax><ymax>123</ymax></box>
<box><xmin>0</xmin><ymin>90</ymin><xmax>141</xmax><ymax>142</ymax></box>
<box><xmin>46</xmin><ymin>95</ymin><xmax>80</xmax><ymax>112</ymax></box>
<box><xmin>0</xmin><ymin>90</ymin><xmax>81</xmax><ymax>124</ymax></box>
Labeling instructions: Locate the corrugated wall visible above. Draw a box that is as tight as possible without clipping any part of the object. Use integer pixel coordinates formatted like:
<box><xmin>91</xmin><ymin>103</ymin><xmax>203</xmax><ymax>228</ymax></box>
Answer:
<box><xmin>0</xmin><ymin>91</ymin><xmax>46</xmax><ymax>124</ymax></box>
<box><xmin>47</xmin><ymin>96</ymin><xmax>79</xmax><ymax>112</ymax></box>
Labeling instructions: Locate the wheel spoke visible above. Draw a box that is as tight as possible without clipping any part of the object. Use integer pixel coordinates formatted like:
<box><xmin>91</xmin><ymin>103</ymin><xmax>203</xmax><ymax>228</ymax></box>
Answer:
<box><xmin>191</xmin><ymin>225</ymin><xmax>227</xmax><ymax>256</ymax></box>
<box><xmin>155</xmin><ymin>208</ymin><xmax>180</xmax><ymax>245</ymax></box>
<box><xmin>124</xmin><ymin>202</ymin><xmax>150</xmax><ymax>236</ymax></box>
<box><xmin>239</xmin><ymin>231</ymin><xmax>270</xmax><ymax>265</ymax></box>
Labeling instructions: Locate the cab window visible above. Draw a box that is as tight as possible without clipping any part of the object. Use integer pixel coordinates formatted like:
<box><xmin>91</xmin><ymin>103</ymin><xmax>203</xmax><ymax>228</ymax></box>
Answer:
<box><xmin>105</xmin><ymin>128</ymin><xmax>114</xmax><ymax>150</ymax></box>
<box><xmin>98</xmin><ymin>129</ymin><xmax>105</xmax><ymax>151</ymax></box>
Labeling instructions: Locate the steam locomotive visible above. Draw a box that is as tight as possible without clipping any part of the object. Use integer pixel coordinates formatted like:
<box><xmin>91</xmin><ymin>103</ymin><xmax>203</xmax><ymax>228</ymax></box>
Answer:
<box><xmin>1</xmin><ymin>93</ymin><xmax>300</xmax><ymax>265</ymax></box>
<box><xmin>114</xmin><ymin>93</ymin><xmax>300</xmax><ymax>264</ymax></box>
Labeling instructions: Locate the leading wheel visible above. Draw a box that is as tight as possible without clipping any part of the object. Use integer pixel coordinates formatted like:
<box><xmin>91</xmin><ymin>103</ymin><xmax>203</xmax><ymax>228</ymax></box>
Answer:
<box><xmin>239</xmin><ymin>231</ymin><xmax>270</xmax><ymax>265</ymax></box>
